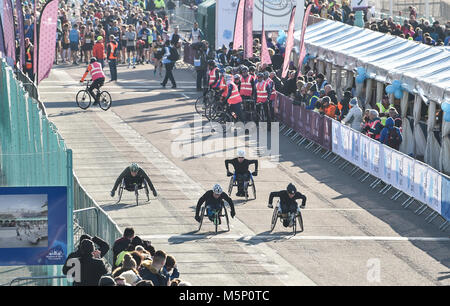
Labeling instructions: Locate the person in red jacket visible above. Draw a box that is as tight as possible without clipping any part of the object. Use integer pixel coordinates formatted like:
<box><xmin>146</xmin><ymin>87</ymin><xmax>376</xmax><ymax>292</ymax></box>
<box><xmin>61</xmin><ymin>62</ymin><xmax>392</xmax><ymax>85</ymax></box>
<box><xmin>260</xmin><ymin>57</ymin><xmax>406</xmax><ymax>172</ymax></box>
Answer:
<box><xmin>80</xmin><ymin>57</ymin><xmax>106</xmax><ymax>105</ymax></box>
<box><xmin>92</xmin><ymin>36</ymin><xmax>106</xmax><ymax>68</ymax></box>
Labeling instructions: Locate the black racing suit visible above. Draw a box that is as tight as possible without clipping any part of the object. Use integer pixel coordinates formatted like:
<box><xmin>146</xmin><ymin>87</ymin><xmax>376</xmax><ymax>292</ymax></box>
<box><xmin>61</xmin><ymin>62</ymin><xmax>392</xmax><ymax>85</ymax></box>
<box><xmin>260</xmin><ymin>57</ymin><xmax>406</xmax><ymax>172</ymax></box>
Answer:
<box><xmin>269</xmin><ymin>190</ymin><xmax>306</xmax><ymax>227</ymax></box>
<box><xmin>195</xmin><ymin>190</ymin><xmax>235</xmax><ymax>222</ymax></box>
<box><xmin>225</xmin><ymin>158</ymin><xmax>258</xmax><ymax>194</ymax></box>
<box><xmin>112</xmin><ymin>167</ymin><xmax>157</xmax><ymax>195</ymax></box>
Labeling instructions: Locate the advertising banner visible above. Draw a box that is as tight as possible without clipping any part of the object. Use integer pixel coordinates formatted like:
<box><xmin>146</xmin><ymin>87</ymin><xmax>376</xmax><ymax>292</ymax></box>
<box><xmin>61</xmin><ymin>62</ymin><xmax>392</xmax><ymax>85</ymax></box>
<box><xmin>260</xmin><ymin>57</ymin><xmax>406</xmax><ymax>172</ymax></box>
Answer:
<box><xmin>425</xmin><ymin>168</ymin><xmax>441</xmax><ymax>214</ymax></box>
<box><xmin>233</xmin><ymin>0</ymin><xmax>245</xmax><ymax>50</ymax></box>
<box><xmin>441</xmin><ymin>176</ymin><xmax>450</xmax><ymax>221</ymax></box>
<box><xmin>413</xmin><ymin>161</ymin><xmax>428</xmax><ymax>204</ymax></box>
<box><xmin>349</xmin><ymin>128</ymin><xmax>360</xmax><ymax>166</ymax></box>
<box><xmin>341</xmin><ymin>125</ymin><xmax>352</xmax><ymax>161</ymax></box>
<box><xmin>369</xmin><ymin>139</ymin><xmax>382</xmax><ymax>178</ymax></box>
<box><xmin>310</xmin><ymin>111</ymin><xmax>322</xmax><ymax>144</ymax></box>
<box><xmin>402</xmin><ymin>155</ymin><xmax>415</xmax><ymax>197</ymax></box>
<box><xmin>332</xmin><ymin>119</ymin><xmax>341</xmax><ymax>156</ymax></box>
<box><xmin>296</xmin><ymin>104</ymin><xmax>305</xmax><ymax>135</ymax></box>
<box><xmin>0</xmin><ymin>186</ymin><xmax>67</xmax><ymax>266</ymax></box>
<box><xmin>216</xmin><ymin>0</ymin><xmax>304</xmax><ymax>49</ymax></box>
<box><xmin>390</xmin><ymin>150</ymin><xmax>404</xmax><ymax>191</ymax></box>
<box><xmin>284</xmin><ymin>98</ymin><xmax>293</xmax><ymax>129</ymax></box>
<box><xmin>359</xmin><ymin>134</ymin><xmax>371</xmax><ymax>172</ymax></box>
<box><xmin>243</xmin><ymin>0</ymin><xmax>254</xmax><ymax>59</ymax></box>
<box><xmin>321</xmin><ymin>116</ymin><xmax>332</xmax><ymax>151</ymax></box>
<box><xmin>381</xmin><ymin>145</ymin><xmax>394</xmax><ymax>186</ymax></box>
<box><xmin>304</xmin><ymin>107</ymin><xmax>312</xmax><ymax>141</ymax></box>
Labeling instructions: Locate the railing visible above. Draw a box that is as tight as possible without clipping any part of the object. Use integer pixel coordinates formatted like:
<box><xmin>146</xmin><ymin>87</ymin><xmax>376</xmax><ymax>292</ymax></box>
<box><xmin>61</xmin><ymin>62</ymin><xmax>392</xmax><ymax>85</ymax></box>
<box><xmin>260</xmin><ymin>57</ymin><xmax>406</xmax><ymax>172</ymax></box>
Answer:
<box><xmin>9</xmin><ymin>275</ymin><xmax>66</xmax><ymax>286</ymax></box>
<box><xmin>73</xmin><ymin>173</ymin><xmax>122</xmax><ymax>266</ymax></box>
<box><xmin>274</xmin><ymin>93</ymin><xmax>450</xmax><ymax>231</ymax></box>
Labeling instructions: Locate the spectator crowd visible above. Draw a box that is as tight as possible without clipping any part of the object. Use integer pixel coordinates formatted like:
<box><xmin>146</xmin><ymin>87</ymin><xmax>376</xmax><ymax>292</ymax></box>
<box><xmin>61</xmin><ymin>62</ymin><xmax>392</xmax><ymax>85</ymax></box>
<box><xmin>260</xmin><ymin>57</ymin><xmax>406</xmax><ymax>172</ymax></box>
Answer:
<box><xmin>63</xmin><ymin>227</ymin><xmax>191</xmax><ymax>286</ymax></box>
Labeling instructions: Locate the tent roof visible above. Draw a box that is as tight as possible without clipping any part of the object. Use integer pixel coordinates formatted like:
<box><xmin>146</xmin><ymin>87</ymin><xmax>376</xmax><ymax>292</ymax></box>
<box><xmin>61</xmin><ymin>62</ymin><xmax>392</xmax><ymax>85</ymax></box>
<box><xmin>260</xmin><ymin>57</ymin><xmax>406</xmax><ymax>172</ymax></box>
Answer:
<box><xmin>294</xmin><ymin>19</ymin><xmax>450</xmax><ymax>104</ymax></box>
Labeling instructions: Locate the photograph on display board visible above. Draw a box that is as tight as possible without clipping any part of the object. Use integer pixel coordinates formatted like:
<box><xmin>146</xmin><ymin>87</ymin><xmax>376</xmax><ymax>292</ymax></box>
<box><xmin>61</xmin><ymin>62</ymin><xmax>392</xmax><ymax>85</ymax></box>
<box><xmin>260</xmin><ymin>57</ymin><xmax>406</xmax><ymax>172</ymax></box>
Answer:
<box><xmin>0</xmin><ymin>194</ymin><xmax>48</xmax><ymax>248</ymax></box>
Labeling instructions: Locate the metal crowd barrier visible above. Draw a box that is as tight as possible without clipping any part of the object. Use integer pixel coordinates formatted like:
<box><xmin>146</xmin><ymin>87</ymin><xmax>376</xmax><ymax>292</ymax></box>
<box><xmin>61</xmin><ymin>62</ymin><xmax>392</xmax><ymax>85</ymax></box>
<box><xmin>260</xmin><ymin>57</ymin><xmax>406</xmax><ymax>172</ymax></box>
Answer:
<box><xmin>274</xmin><ymin>93</ymin><xmax>450</xmax><ymax>232</ymax></box>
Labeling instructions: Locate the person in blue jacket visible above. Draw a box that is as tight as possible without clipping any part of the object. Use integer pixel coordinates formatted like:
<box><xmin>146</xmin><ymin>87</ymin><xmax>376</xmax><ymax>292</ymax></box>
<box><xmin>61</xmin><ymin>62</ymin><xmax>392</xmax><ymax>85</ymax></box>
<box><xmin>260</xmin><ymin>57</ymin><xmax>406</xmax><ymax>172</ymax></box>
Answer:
<box><xmin>380</xmin><ymin>117</ymin><xmax>403</xmax><ymax>150</ymax></box>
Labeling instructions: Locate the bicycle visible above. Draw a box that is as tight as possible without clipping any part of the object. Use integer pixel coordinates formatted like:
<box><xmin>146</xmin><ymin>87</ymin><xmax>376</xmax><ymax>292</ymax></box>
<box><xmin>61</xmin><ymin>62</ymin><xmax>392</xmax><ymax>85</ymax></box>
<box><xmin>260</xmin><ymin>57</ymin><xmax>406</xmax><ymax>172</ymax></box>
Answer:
<box><xmin>194</xmin><ymin>88</ymin><xmax>220</xmax><ymax>117</ymax></box>
<box><xmin>76</xmin><ymin>80</ymin><xmax>112</xmax><ymax>111</ymax></box>
<box><xmin>197</xmin><ymin>203</ymin><xmax>230</xmax><ymax>234</ymax></box>
<box><xmin>270</xmin><ymin>201</ymin><xmax>304</xmax><ymax>235</ymax></box>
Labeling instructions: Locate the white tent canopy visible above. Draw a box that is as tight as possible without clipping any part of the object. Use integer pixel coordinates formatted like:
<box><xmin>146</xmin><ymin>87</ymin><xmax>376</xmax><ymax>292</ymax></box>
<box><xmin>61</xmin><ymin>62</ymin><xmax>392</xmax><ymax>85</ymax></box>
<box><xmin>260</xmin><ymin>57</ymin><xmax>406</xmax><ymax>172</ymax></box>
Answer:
<box><xmin>294</xmin><ymin>19</ymin><xmax>450</xmax><ymax>105</ymax></box>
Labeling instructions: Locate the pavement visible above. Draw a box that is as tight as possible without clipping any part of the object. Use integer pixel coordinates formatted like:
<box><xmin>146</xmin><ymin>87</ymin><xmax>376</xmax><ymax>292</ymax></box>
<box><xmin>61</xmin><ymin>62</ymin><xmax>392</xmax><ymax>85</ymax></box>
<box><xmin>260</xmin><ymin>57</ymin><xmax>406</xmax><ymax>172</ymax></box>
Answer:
<box><xmin>36</xmin><ymin>59</ymin><xmax>450</xmax><ymax>286</ymax></box>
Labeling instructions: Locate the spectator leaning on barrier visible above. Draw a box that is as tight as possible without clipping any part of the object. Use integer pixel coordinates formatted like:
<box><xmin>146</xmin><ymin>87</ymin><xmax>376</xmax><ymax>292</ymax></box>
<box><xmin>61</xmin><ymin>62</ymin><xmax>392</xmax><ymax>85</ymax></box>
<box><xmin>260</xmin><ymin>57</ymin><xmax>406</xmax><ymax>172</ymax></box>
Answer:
<box><xmin>363</xmin><ymin>109</ymin><xmax>383</xmax><ymax>140</ymax></box>
<box><xmin>342</xmin><ymin>98</ymin><xmax>363</xmax><ymax>131</ymax></box>
<box><xmin>163</xmin><ymin>255</ymin><xmax>180</xmax><ymax>281</ymax></box>
<box><xmin>380</xmin><ymin>117</ymin><xmax>403</xmax><ymax>150</ymax></box>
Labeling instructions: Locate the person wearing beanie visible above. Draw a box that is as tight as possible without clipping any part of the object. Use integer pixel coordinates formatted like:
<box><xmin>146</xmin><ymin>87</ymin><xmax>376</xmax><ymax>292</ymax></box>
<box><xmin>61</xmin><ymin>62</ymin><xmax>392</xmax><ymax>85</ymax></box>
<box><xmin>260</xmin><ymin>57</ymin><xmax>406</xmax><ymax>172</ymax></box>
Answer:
<box><xmin>98</xmin><ymin>275</ymin><xmax>116</xmax><ymax>286</ymax></box>
<box><xmin>380</xmin><ymin>117</ymin><xmax>403</xmax><ymax>150</ymax></box>
<box><xmin>113</xmin><ymin>253</ymin><xmax>142</xmax><ymax>285</ymax></box>
<box><xmin>73</xmin><ymin>239</ymin><xmax>109</xmax><ymax>286</ymax></box>
<box><xmin>342</xmin><ymin>98</ymin><xmax>363</xmax><ymax>131</ymax></box>
<box><xmin>62</xmin><ymin>234</ymin><xmax>109</xmax><ymax>279</ymax></box>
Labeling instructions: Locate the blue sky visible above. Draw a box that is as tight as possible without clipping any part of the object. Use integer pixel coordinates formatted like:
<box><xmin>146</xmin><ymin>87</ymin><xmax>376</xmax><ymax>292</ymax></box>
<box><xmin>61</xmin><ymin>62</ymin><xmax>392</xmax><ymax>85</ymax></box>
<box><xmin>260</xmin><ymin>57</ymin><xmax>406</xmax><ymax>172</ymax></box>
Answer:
<box><xmin>0</xmin><ymin>194</ymin><xmax>48</xmax><ymax>213</ymax></box>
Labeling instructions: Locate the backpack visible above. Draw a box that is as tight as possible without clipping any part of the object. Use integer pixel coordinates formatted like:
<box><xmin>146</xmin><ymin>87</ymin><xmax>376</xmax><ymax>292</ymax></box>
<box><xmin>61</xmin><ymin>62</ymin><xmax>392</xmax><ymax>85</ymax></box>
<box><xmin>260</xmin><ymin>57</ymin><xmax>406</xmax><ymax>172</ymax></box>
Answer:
<box><xmin>387</xmin><ymin>128</ymin><xmax>401</xmax><ymax>150</ymax></box>
<box><xmin>168</xmin><ymin>46</ymin><xmax>179</xmax><ymax>62</ymax></box>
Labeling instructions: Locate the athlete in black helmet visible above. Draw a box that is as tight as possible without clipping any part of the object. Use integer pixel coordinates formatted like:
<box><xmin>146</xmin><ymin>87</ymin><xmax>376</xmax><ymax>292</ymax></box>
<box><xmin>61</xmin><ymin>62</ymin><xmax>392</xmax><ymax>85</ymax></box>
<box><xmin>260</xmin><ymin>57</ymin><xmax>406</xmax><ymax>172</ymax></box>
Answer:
<box><xmin>268</xmin><ymin>183</ymin><xmax>306</xmax><ymax>227</ymax></box>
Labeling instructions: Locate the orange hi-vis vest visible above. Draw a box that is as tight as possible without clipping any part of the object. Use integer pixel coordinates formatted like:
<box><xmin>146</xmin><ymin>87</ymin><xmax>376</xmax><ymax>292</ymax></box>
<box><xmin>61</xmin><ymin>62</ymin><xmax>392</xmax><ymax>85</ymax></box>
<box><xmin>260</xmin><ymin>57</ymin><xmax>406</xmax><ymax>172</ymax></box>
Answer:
<box><xmin>208</xmin><ymin>67</ymin><xmax>218</xmax><ymax>86</ymax></box>
<box><xmin>81</xmin><ymin>62</ymin><xmax>105</xmax><ymax>82</ymax></box>
<box><xmin>266</xmin><ymin>78</ymin><xmax>277</xmax><ymax>101</ymax></box>
<box><xmin>240</xmin><ymin>74</ymin><xmax>253</xmax><ymax>97</ymax></box>
<box><xmin>369</xmin><ymin>119</ymin><xmax>382</xmax><ymax>140</ymax></box>
<box><xmin>256</xmin><ymin>80</ymin><xmax>268</xmax><ymax>103</ymax></box>
<box><xmin>222</xmin><ymin>82</ymin><xmax>242</xmax><ymax>105</ymax></box>
<box><xmin>108</xmin><ymin>42</ymin><xmax>118</xmax><ymax>60</ymax></box>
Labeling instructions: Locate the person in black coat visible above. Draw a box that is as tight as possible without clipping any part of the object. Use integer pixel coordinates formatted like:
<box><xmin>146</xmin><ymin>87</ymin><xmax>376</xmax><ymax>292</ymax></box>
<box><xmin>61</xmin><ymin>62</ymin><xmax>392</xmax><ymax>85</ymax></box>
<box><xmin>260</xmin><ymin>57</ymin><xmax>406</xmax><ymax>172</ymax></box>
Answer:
<box><xmin>62</xmin><ymin>234</ymin><xmax>110</xmax><ymax>277</ymax></box>
<box><xmin>112</xmin><ymin>227</ymin><xmax>135</xmax><ymax>268</ymax></box>
<box><xmin>74</xmin><ymin>239</ymin><xmax>109</xmax><ymax>286</ymax></box>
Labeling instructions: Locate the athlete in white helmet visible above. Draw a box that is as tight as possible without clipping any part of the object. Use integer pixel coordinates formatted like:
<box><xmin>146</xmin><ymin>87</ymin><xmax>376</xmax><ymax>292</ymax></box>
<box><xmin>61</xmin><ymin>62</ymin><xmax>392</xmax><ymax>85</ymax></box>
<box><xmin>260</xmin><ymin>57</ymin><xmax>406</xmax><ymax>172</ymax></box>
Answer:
<box><xmin>225</xmin><ymin>150</ymin><xmax>258</xmax><ymax>197</ymax></box>
<box><xmin>195</xmin><ymin>184</ymin><xmax>236</xmax><ymax>225</ymax></box>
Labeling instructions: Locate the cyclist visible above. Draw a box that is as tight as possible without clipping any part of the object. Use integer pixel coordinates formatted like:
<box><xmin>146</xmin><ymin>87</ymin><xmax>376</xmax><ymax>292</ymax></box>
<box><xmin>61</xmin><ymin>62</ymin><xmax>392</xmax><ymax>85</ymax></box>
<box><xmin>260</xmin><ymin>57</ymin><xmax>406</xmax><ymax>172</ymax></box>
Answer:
<box><xmin>221</xmin><ymin>74</ymin><xmax>244</xmax><ymax>122</ymax></box>
<box><xmin>195</xmin><ymin>184</ymin><xmax>236</xmax><ymax>225</ymax></box>
<box><xmin>225</xmin><ymin>150</ymin><xmax>258</xmax><ymax>197</ymax></box>
<box><xmin>80</xmin><ymin>57</ymin><xmax>106</xmax><ymax>105</ymax></box>
<box><xmin>268</xmin><ymin>183</ymin><xmax>306</xmax><ymax>227</ymax></box>
<box><xmin>207</xmin><ymin>60</ymin><xmax>220</xmax><ymax>89</ymax></box>
<box><xmin>110</xmin><ymin>163</ymin><xmax>157</xmax><ymax>201</ymax></box>
<box><xmin>255</xmin><ymin>72</ymin><xmax>272</xmax><ymax>126</ymax></box>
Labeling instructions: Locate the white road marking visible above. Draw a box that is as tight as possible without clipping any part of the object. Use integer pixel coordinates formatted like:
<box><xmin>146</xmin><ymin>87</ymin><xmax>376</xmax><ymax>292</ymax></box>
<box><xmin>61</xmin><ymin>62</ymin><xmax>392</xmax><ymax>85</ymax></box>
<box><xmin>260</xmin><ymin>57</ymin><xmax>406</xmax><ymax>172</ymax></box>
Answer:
<box><xmin>140</xmin><ymin>234</ymin><xmax>450</xmax><ymax>242</ymax></box>
<box><xmin>98</xmin><ymin>109</ymin><xmax>317</xmax><ymax>286</ymax></box>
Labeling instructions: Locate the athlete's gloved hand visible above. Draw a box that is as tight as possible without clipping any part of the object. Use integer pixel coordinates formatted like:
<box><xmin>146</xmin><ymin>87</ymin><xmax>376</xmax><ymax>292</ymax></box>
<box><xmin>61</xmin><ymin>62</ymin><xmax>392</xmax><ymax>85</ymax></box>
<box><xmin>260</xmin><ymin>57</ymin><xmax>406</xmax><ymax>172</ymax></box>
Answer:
<box><xmin>195</xmin><ymin>215</ymin><xmax>201</xmax><ymax>223</ymax></box>
<box><xmin>230</xmin><ymin>210</ymin><xmax>236</xmax><ymax>218</ymax></box>
<box><xmin>152</xmin><ymin>190</ymin><xmax>157</xmax><ymax>197</ymax></box>
<box><xmin>252</xmin><ymin>171</ymin><xmax>258</xmax><ymax>176</ymax></box>
<box><xmin>300</xmin><ymin>204</ymin><xmax>305</xmax><ymax>209</ymax></box>
<box><xmin>110</xmin><ymin>190</ymin><xmax>115</xmax><ymax>197</ymax></box>
<box><xmin>227</xmin><ymin>171</ymin><xmax>233</xmax><ymax>177</ymax></box>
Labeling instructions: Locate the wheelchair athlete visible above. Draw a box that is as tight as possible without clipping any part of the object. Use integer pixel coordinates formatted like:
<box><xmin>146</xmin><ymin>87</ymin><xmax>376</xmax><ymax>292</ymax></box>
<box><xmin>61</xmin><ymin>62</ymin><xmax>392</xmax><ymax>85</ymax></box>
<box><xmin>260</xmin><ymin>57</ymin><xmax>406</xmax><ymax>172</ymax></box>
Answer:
<box><xmin>225</xmin><ymin>150</ymin><xmax>258</xmax><ymax>197</ymax></box>
<box><xmin>268</xmin><ymin>183</ymin><xmax>306</xmax><ymax>227</ymax></box>
<box><xmin>110</xmin><ymin>163</ymin><xmax>157</xmax><ymax>200</ymax></box>
<box><xmin>195</xmin><ymin>184</ymin><xmax>236</xmax><ymax>225</ymax></box>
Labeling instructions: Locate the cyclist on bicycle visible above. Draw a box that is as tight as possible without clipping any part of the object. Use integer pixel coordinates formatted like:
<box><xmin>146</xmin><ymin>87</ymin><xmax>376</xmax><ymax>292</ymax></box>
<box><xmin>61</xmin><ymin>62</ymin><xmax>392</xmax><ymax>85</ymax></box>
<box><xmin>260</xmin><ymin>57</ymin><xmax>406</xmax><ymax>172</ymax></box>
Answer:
<box><xmin>225</xmin><ymin>150</ymin><xmax>258</xmax><ymax>197</ymax></box>
<box><xmin>268</xmin><ymin>183</ymin><xmax>306</xmax><ymax>227</ymax></box>
<box><xmin>207</xmin><ymin>60</ymin><xmax>221</xmax><ymax>90</ymax></box>
<box><xmin>110</xmin><ymin>163</ymin><xmax>157</xmax><ymax>200</ymax></box>
<box><xmin>221</xmin><ymin>74</ymin><xmax>244</xmax><ymax>122</ymax></box>
<box><xmin>80</xmin><ymin>57</ymin><xmax>106</xmax><ymax>105</ymax></box>
<box><xmin>195</xmin><ymin>184</ymin><xmax>236</xmax><ymax>225</ymax></box>
<box><xmin>255</xmin><ymin>72</ymin><xmax>273</xmax><ymax>126</ymax></box>
<box><xmin>239</xmin><ymin>66</ymin><xmax>255</xmax><ymax>100</ymax></box>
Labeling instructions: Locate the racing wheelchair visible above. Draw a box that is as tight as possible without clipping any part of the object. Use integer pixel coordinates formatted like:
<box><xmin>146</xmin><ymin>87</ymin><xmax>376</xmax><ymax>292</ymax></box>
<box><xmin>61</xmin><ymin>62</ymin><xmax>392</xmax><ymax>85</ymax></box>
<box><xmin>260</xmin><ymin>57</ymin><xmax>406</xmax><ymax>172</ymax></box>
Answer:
<box><xmin>270</xmin><ymin>200</ymin><xmax>304</xmax><ymax>235</ymax></box>
<box><xmin>197</xmin><ymin>202</ymin><xmax>230</xmax><ymax>234</ymax></box>
<box><xmin>227</xmin><ymin>172</ymin><xmax>256</xmax><ymax>201</ymax></box>
<box><xmin>115</xmin><ymin>178</ymin><xmax>150</xmax><ymax>206</ymax></box>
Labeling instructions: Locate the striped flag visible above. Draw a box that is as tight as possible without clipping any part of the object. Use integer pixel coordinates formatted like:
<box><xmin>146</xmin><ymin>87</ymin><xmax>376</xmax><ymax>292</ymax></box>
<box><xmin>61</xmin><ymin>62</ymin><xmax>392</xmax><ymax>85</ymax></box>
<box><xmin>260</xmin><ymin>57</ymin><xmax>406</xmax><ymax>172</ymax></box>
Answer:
<box><xmin>37</xmin><ymin>0</ymin><xmax>59</xmax><ymax>85</ymax></box>
<box><xmin>281</xmin><ymin>6</ymin><xmax>296</xmax><ymax>78</ymax></box>
<box><xmin>260</xmin><ymin>0</ymin><xmax>271</xmax><ymax>66</ymax></box>
<box><xmin>15</xmin><ymin>0</ymin><xmax>26</xmax><ymax>68</ymax></box>
<box><xmin>243</xmin><ymin>0</ymin><xmax>254</xmax><ymax>59</ymax></box>
<box><xmin>233</xmin><ymin>0</ymin><xmax>245</xmax><ymax>50</ymax></box>
<box><xmin>297</xmin><ymin>3</ymin><xmax>313</xmax><ymax>75</ymax></box>
<box><xmin>2</xmin><ymin>0</ymin><xmax>15</xmax><ymax>66</ymax></box>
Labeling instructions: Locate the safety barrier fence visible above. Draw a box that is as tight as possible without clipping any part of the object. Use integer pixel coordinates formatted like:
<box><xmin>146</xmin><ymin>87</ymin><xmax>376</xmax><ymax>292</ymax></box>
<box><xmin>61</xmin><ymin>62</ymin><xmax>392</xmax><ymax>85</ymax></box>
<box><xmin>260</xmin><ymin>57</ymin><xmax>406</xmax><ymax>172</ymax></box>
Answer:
<box><xmin>274</xmin><ymin>93</ymin><xmax>450</xmax><ymax>231</ymax></box>
<box><xmin>0</xmin><ymin>59</ymin><xmax>73</xmax><ymax>285</ymax></box>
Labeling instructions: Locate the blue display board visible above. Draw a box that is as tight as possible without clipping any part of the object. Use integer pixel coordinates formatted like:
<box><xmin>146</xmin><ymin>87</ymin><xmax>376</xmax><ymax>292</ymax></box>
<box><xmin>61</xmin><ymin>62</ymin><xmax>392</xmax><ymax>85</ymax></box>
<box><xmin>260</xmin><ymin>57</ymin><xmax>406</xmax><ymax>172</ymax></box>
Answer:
<box><xmin>0</xmin><ymin>187</ymin><xmax>67</xmax><ymax>266</ymax></box>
